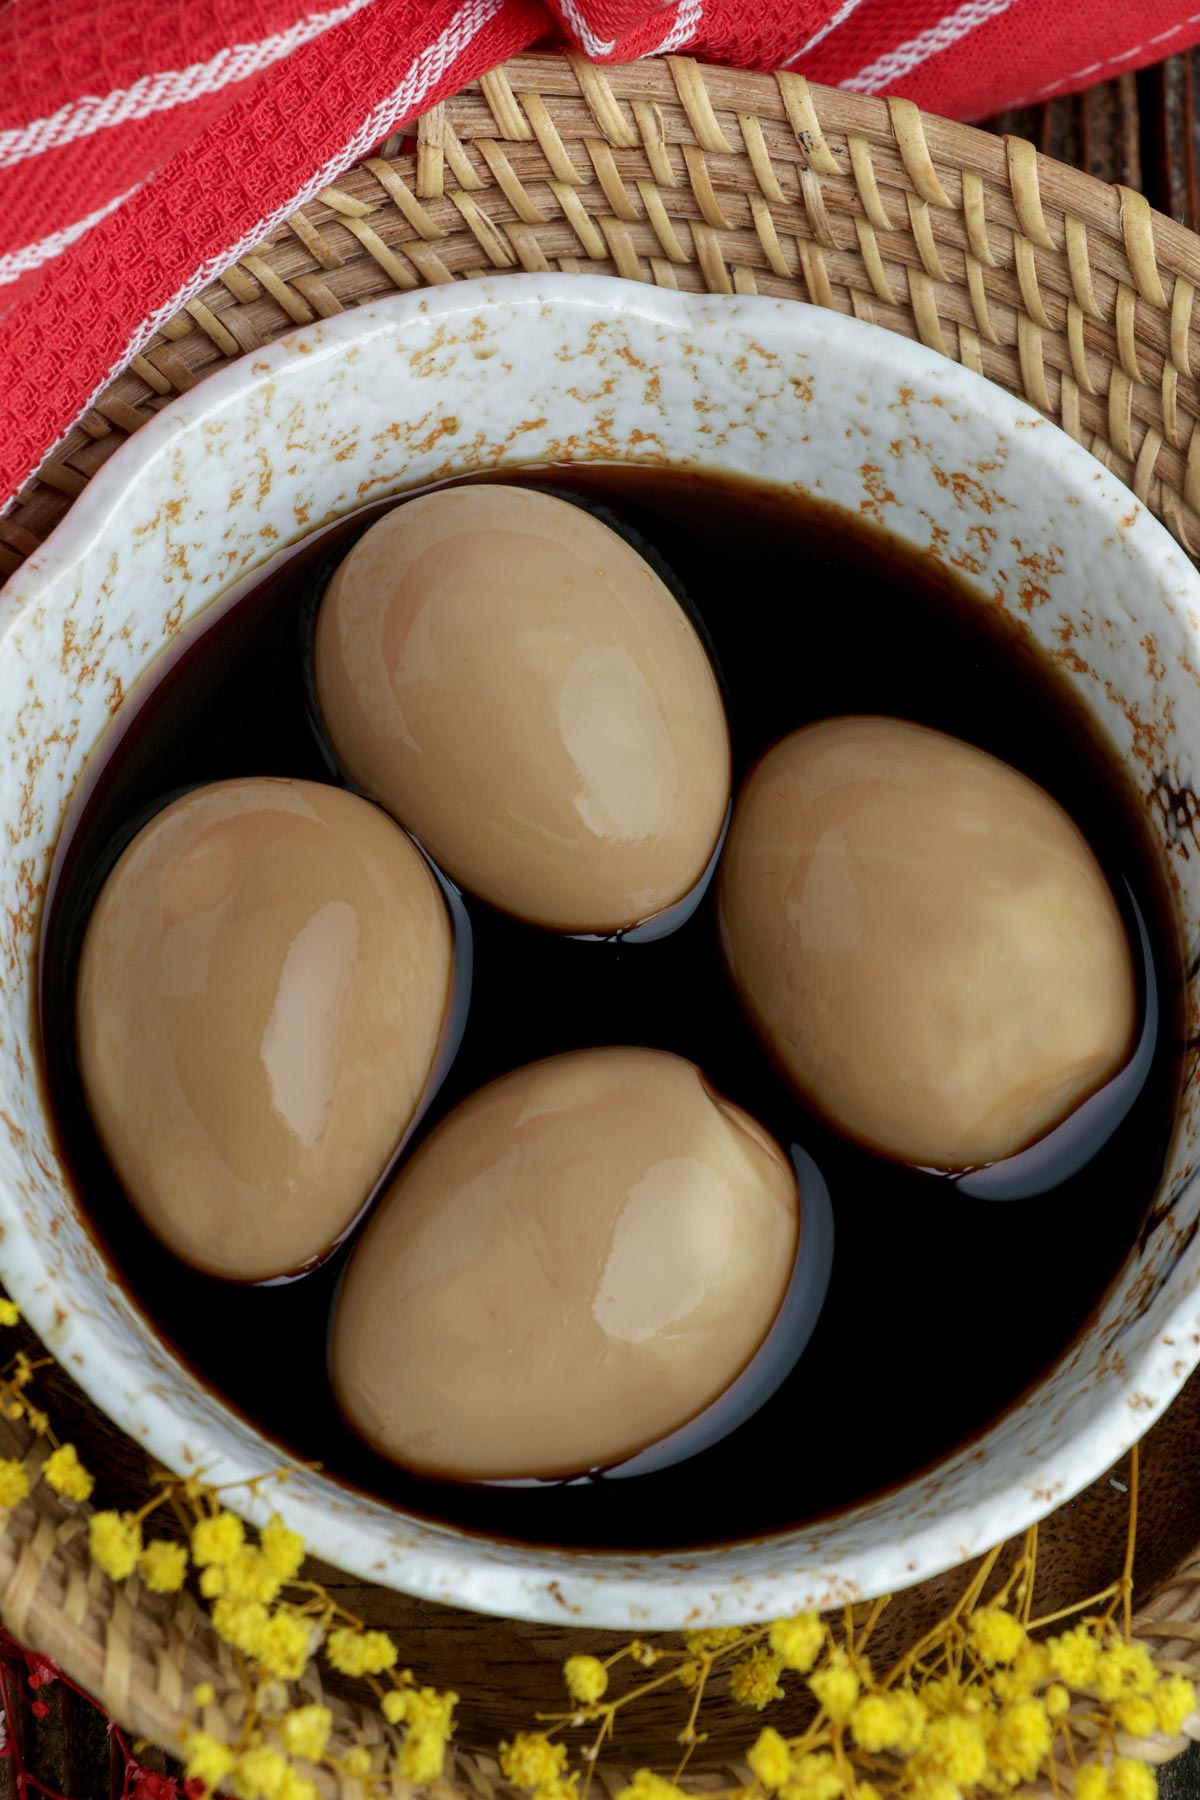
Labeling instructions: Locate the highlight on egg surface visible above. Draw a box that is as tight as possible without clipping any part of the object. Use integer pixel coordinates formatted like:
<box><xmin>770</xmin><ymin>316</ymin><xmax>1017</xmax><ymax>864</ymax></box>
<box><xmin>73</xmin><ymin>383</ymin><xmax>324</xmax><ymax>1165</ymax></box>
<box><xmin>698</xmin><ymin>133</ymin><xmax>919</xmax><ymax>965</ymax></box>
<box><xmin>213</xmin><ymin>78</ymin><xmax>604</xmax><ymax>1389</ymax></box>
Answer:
<box><xmin>718</xmin><ymin>716</ymin><xmax>1138</xmax><ymax>1173</ymax></box>
<box><xmin>330</xmin><ymin>1046</ymin><xmax>800</xmax><ymax>1482</ymax></box>
<box><xmin>76</xmin><ymin>777</ymin><xmax>456</xmax><ymax>1283</ymax></box>
<box><xmin>312</xmin><ymin>484</ymin><xmax>732</xmax><ymax>935</ymax></box>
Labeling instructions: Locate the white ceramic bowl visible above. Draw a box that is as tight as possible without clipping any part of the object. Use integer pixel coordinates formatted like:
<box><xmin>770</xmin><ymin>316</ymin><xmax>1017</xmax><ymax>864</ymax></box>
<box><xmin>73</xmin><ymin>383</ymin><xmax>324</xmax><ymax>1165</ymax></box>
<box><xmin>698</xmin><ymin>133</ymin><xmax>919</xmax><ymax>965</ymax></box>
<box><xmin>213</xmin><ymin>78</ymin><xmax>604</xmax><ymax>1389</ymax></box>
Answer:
<box><xmin>4</xmin><ymin>275</ymin><xmax>1200</xmax><ymax>1629</ymax></box>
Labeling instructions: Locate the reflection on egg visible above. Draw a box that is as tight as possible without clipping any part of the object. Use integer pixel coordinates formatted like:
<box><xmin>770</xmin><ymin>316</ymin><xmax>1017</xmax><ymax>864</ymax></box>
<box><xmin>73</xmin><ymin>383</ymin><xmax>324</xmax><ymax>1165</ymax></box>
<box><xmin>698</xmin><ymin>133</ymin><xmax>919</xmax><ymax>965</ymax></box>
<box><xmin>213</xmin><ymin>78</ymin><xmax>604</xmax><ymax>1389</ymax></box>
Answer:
<box><xmin>313</xmin><ymin>486</ymin><xmax>731</xmax><ymax>933</ymax></box>
<box><xmin>77</xmin><ymin>778</ymin><xmax>454</xmax><ymax>1282</ymax></box>
<box><xmin>719</xmin><ymin>716</ymin><xmax>1137</xmax><ymax>1171</ymax></box>
<box><xmin>331</xmin><ymin>1047</ymin><xmax>799</xmax><ymax>1481</ymax></box>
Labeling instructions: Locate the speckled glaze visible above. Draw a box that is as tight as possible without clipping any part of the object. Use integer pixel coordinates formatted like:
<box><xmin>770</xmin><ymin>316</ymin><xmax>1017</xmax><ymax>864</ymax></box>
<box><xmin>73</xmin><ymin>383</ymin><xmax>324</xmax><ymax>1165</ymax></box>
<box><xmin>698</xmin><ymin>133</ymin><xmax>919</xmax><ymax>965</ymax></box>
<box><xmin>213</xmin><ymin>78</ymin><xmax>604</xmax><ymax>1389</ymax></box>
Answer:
<box><xmin>4</xmin><ymin>276</ymin><xmax>1200</xmax><ymax>1629</ymax></box>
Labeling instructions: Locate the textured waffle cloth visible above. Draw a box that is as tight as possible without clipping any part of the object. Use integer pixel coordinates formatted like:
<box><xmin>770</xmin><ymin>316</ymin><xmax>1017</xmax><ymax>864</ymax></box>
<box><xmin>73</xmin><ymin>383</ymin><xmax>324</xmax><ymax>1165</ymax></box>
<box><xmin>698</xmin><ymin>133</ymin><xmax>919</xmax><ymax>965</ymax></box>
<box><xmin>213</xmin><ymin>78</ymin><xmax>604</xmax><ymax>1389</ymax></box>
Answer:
<box><xmin>2</xmin><ymin>0</ymin><xmax>1197</xmax><ymax>509</ymax></box>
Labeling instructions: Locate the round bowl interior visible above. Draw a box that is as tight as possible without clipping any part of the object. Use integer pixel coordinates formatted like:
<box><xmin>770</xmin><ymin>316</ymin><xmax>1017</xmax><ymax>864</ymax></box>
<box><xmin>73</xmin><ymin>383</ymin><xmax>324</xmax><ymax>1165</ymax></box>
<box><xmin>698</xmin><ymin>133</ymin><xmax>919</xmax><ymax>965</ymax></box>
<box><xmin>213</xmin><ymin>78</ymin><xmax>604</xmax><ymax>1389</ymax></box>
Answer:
<box><xmin>3</xmin><ymin>275</ymin><xmax>1200</xmax><ymax>1629</ymax></box>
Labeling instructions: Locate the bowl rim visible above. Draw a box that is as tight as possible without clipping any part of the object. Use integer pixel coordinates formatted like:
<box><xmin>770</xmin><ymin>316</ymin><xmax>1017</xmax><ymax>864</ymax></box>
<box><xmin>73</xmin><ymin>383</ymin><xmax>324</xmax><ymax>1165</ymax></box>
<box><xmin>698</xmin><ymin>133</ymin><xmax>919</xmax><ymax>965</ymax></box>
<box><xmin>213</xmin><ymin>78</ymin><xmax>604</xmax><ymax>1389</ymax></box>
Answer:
<box><xmin>5</xmin><ymin>272</ymin><xmax>1200</xmax><ymax>1627</ymax></box>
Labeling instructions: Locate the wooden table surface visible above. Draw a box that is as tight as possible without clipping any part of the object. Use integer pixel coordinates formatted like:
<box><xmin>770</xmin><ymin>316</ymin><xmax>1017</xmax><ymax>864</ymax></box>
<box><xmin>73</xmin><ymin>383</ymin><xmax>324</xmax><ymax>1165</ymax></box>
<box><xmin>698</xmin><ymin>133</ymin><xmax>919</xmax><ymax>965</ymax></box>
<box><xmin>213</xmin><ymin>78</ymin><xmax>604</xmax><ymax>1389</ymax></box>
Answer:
<box><xmin>8</xmin><ymin>50</ymin><xmax>1200</xmax><ymax>1800</ymax></box>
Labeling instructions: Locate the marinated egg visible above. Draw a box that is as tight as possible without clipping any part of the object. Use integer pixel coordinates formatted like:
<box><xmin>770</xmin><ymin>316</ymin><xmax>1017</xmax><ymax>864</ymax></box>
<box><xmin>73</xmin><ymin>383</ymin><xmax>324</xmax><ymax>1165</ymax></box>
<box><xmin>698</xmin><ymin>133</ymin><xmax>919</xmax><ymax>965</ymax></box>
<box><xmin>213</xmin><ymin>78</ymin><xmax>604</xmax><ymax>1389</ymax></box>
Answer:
<box><xmin>313</xmin><ymin>486</ymin><xmax>731</xmax><ymax>934</ymax></box>
<box><xmin>77</xmin><ymin>777</ymin><xmax>455</xmax><ymax>1281</ymax></box>
<box><xmin>719</xmin><ymin>716</ymin><xmax>1137</xmax><ymax>1171</ymax></box>
<box><xmin>331</xmin><ymin>1046</ymin><xmax>799</xmax><ymax>1481</ymax></box>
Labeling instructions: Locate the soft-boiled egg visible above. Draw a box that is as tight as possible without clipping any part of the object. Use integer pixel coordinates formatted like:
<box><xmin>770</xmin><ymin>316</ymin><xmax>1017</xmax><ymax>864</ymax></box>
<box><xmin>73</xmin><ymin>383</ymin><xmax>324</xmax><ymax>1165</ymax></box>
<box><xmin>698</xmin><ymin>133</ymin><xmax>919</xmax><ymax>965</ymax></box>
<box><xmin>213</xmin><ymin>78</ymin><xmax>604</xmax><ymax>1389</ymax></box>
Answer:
<box><xmin>77</xmin><ymin>777</ymin><xmax>455</xmax><ymax>1281</ymax></box>
<box><xmin>719</xmin><ymin>716</ymin><xmax>1137</xmax><ymax>1171</ymax></box>
<box><xmin>313</xmin><ymin>485</ymin><xmax>731</xmax><ymax>934</ymax></box>
<box><xmin>331</xmin><ymin>1046</ymin><xmax>799</xmax><ymax>1481</ymax></box>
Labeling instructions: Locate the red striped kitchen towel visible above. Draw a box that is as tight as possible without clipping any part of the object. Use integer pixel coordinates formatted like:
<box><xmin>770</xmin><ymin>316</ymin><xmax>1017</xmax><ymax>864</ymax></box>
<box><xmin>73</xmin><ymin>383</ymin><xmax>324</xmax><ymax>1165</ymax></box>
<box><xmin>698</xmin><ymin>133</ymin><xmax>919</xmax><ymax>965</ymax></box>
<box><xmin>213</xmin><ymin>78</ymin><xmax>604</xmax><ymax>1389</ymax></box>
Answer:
<box><xmin>1</xmin><ymin>0</ymin><xmax>1196</xmax><ymax>514</ymax></box>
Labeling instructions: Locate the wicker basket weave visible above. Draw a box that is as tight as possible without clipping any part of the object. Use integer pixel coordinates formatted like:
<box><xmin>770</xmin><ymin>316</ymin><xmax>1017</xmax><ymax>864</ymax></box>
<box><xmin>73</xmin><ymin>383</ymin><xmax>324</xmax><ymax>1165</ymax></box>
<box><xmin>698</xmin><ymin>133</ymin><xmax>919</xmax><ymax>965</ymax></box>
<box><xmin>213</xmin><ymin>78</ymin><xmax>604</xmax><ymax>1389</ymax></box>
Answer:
<box><xmin>8</xmin><ymin>53</ymin><xmax>1200</xmax><ymax>576</ymax></box>
<box><xmin>5</xmin><ymin>49</ymin><xmax>1200</xmax><ymax>1792</ymax></box>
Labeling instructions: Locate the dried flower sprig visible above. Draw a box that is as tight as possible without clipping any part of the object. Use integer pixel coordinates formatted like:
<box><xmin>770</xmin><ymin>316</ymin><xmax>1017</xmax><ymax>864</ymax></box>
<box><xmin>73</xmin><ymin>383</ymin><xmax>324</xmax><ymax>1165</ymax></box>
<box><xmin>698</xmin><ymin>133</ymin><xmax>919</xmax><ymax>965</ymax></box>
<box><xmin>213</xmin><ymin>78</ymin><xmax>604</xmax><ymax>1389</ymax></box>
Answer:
<box><xmin>505</xmin><ymin>1443</ymin><xmax>1198</xmax><ymax>1800</ymax></box>
<box><xmin>0</xmin><ymin>1310</ymin><xmax>455</xmax><ymax>1797</ymax></box>
<box><xmin>0</xmin><ymin>1303</ymin><xmax>1195</xmax><ymax>1800</ymax></box>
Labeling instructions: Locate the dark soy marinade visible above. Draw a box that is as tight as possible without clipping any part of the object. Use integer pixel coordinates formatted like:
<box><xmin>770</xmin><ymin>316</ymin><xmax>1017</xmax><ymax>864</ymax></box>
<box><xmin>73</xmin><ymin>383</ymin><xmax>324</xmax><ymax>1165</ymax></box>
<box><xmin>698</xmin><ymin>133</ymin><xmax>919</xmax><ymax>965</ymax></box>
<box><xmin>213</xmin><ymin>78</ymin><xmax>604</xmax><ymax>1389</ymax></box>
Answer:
<box><xmin>38</xmin><ymin>466</ymin><xmax>1185</xmax><ymax>1551</ymax></box>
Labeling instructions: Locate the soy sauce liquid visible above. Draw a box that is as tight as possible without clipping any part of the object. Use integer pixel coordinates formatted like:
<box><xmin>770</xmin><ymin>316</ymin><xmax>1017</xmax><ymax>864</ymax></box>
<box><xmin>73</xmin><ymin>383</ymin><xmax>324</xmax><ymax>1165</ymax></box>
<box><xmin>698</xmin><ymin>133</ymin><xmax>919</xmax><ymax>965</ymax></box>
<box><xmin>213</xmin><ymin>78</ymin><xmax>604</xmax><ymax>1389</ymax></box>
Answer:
<box><xmin>38</xmin><ymin>467</ymin><xmax>1185</xmax><ymax>1550</ymax></box>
